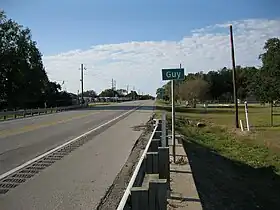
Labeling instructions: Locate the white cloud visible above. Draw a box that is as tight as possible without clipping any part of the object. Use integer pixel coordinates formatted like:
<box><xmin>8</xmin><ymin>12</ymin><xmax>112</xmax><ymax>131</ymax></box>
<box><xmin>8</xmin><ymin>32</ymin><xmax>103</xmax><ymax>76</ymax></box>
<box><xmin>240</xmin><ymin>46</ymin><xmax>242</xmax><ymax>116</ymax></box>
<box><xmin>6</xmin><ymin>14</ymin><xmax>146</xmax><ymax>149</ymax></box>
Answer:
<box><xmin>43</xmin><ymin>19</ymin><xmax>280</xmax><ymax>95</ymax></box>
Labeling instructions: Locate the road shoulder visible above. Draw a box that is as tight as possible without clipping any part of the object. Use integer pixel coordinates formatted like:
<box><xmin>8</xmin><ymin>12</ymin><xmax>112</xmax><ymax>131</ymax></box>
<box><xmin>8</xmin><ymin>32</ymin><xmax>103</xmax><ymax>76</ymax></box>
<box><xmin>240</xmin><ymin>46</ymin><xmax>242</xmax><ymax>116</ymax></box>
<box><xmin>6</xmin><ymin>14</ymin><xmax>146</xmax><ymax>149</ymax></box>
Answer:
<box><xmin>0</xmin><ymin>108</ymin><xmax>153</xmax><ymax>210</ymax></box>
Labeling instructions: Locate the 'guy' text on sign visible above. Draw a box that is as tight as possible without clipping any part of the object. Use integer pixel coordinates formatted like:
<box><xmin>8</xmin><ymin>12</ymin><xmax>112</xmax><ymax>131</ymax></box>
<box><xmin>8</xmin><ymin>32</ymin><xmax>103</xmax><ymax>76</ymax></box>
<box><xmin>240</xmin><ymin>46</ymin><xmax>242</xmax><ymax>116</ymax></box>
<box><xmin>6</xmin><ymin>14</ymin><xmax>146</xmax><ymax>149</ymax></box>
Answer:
<box><xmin>162</xmin><ymin>68</ymin><xmax>185</xmax><ymax>81</ymax></box>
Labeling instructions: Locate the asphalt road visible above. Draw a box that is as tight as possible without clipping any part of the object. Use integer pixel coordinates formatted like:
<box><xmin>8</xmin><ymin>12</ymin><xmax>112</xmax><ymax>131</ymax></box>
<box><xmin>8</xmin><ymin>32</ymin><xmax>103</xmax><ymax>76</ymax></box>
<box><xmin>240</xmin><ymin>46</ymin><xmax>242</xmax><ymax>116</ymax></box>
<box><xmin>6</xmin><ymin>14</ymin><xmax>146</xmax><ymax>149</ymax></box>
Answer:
<box><xmin>0</xmin><ymin>100</ymin><xmax>151</xmax><ymax>175</ymax></box>
<box><xmin>0</xmin><ymin>100</ymin><xmax>154</xmax><ymax>209</ymax></box>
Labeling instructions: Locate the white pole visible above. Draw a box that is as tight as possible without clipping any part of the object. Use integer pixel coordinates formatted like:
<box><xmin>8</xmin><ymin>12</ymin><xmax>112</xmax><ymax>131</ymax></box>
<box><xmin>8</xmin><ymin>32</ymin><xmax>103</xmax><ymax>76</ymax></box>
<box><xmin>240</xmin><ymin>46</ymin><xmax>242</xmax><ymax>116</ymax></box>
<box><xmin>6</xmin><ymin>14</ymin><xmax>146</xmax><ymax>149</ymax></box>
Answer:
<box><xmin>244</xmin><ymin>101</ymin><xmax>250</xmax><ymax>131</ymax></box>
<box><xmin>239</xmin><ymin>120</ymin><xmax>244</xmax><ymax>131</ymax></box>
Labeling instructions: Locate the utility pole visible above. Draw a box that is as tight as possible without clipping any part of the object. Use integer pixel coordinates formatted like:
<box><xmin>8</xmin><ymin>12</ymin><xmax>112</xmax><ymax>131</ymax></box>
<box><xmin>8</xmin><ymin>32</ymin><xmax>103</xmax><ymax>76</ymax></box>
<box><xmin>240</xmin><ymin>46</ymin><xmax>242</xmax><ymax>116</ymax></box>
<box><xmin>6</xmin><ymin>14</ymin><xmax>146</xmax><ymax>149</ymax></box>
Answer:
<box><xmin>133</xmin><ymin>86</ymin><xmax>135</xmax><ymax>100</ymax></box>
<box><xmin>77</xmin><ymin>90</ymin><xmax>79</xmax><ymax>104</ymax></box>
<box><xmin>111</xmin><ymin>78</ymin><xmax>114</xmax><ymax>90</ymax></box>
<box><xmin>127</xmin><ymin>85</ymin><xmax>129</xmax><ymax>94</ymax></box>
<box><xmin>80</xmin><ymin>64</ymin><xmax>85</xmax><ymax>104</ymax></box>
<box><xmin>229</xmin><ymin>25</ymin><xmax>239</xmax><ymax>128</ymax></box>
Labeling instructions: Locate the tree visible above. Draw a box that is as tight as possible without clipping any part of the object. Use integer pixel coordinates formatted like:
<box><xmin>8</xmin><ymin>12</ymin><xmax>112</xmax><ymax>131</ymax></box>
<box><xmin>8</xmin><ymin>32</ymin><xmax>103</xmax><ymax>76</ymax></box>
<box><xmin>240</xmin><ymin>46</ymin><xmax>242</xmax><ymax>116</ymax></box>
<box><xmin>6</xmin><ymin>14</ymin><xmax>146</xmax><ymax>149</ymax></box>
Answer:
<box><xmin>99</xmin><ymin>89</ymin><xmax>119</xmax><ymax>97</ymax></box>
<box><xmin>116</xmin><ymin>89</ymin><xmax>127</xmax><ymax>97</ymax></box>
<box><xmin>83</xmin><ymin>90</ymin><xmax>97</xmax><ymax>98</ymax></box>
<box><xmin>254</xmin><ymin>38</ymin><xmax>280</xmax><ymax>103</ymax></box>
<box><xmin>179</xmin><ymin>78</ymin><xmax>210</xmax><ymax>107</ymax></box>
<box><xmin>126</xmin><ymin>91</ymin><xmax>138</xmax><ymax>100</ymax></box>
<box><xmin>0</xmin><ymin>10</ymin><xmax>50</xmax><ymax>109</ymax></box>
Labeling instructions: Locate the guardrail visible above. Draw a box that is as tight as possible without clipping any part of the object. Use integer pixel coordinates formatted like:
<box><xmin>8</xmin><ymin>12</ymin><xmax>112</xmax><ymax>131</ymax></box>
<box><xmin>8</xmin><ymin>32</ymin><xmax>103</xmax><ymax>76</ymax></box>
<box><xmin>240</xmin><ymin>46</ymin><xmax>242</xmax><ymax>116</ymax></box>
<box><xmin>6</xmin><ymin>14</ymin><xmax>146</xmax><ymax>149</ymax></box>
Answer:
<box><xmin>117</xmin><ymin>113</ymin><xmax>169</xmax><ymax>210</ymax></box>
<box><xmin>0</xmin><ymin>105</ymin><xmax>86</xmax><ymax>121</ymax></box>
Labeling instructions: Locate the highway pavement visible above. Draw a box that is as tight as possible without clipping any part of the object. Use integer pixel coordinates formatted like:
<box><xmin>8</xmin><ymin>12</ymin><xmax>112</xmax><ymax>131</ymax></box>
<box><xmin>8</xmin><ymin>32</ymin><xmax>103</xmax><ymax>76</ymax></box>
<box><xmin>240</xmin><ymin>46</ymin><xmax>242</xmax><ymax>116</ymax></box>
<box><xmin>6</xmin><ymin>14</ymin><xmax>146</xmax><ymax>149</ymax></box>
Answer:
<box><xmin>0</xmin><ymin>100</ymin><xmax>143</xmax><ymax>175</ymax></box>
<box><xmin>0</xmin><ymin>100</ymin><xmax>154</xmax><ymax>209</ymax></box>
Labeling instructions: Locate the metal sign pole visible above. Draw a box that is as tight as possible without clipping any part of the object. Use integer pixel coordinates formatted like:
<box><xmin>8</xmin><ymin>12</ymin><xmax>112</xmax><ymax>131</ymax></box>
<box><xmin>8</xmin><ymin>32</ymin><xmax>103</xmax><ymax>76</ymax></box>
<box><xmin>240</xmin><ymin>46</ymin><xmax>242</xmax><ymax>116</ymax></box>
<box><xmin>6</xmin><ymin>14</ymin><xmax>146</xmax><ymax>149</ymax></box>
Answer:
<box><xmin>171</xmin><ymin>79</ymin><xmax>175</xmax><ymax>163</ymax></box>
<box><xmin>161</xmin><ymin>66</ymin><xmax>184</xmax><ymax>163</ymax></box>
<box><xmin>161</xmin><ymin>112</ymin><xmax>167</xmax><ymax>147</ymax></box>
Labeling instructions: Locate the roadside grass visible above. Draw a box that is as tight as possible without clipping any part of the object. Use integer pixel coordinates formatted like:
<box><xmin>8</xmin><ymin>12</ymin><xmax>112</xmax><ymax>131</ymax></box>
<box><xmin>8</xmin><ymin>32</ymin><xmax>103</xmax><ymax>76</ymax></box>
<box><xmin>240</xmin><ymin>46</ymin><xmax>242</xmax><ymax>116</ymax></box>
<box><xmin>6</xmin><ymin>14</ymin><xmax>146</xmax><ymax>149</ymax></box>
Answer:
<box><xmin>156</xmin><ymin>104</ymin><xmax>280</xmax><ymax>172</ymax></box>
<box><xmin>157</xmin><ymin>104</ymin><xmax>280</xmax><ymax>151</ymax></box>
<box><xmin>156</xmin><ymin>103</ymin><xmax>280</xmax><ymax>209</ymax></box>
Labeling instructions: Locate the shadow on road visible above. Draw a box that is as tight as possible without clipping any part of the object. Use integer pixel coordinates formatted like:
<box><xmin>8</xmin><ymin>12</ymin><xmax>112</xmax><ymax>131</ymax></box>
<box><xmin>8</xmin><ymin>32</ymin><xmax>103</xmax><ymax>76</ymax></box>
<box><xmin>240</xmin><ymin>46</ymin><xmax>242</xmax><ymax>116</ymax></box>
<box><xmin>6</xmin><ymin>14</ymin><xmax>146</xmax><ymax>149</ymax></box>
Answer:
<box><xmin>182</xmin><ymin>140</ymin><xmax>280</xmax><ymax>210</ymax></box>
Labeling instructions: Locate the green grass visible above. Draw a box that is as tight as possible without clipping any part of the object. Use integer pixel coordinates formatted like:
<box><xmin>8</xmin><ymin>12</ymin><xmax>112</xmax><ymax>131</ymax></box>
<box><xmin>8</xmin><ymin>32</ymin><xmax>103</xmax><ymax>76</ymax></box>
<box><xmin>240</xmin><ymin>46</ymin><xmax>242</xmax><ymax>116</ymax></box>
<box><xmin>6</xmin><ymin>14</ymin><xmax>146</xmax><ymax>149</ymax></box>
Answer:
<box><xmin>156</xmin><ymin>103</ymin><xmax>280</xmax><ymax>174</ymax></box>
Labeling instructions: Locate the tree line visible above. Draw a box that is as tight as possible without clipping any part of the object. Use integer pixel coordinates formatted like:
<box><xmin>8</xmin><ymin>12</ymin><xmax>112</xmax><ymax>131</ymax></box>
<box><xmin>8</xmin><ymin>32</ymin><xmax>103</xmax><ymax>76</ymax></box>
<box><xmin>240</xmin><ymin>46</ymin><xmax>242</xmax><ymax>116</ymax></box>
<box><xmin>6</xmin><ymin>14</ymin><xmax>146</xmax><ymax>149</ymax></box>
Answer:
<box><xmin>82</xmin><ymin>89</ymin><xmax>154</xmax><ymax>100</ymax></box>
<box><xmin>0</xmin><ymin>11</ymin><xmax>154</xmax><ymax>110</ymax></box>
<box><xmin>156</xmin><ymin>37</ymin><xmax>280</xmax><ymax>107</ymax></box>
<box><xmin>0</xmin><ymin>11</ymin><xmax>74</xmax><ymax>110</ymax></box>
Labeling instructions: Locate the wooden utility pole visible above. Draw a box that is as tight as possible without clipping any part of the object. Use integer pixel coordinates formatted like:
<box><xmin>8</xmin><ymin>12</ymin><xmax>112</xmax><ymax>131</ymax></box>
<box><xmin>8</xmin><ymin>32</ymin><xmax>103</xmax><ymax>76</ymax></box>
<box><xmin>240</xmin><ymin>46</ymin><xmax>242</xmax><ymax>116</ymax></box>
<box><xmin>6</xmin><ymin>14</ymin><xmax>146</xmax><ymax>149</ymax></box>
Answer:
<box><xmin>229</xmin><ymin>25</ymin><xmax>239</xmax><ymax>128</ymax></box>
<box><xmin>80</xmin><ymin>64</ymin><xmax>84</xmax><ymax>104</ymax></box>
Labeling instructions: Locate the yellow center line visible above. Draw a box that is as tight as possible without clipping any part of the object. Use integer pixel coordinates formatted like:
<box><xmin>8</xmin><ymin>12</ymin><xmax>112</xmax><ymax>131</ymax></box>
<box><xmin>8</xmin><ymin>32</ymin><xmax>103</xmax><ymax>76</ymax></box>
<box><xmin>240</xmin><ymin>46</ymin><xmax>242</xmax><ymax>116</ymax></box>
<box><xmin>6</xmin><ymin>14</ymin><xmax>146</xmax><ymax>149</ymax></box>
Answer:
<box><xmin>0</xmin><ymin>111</ymin><xmax>103</xmax><ymax>138</ymax></box>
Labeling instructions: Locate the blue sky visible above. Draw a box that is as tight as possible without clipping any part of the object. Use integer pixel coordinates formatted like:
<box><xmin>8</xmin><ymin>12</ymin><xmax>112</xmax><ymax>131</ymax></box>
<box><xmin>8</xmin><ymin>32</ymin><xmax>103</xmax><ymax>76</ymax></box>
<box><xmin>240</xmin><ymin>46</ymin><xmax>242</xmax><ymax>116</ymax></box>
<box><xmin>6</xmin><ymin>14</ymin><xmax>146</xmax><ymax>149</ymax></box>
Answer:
<box><xmin>2</xmin><ymin>0</ymin><xmax>280</xmax><ymax>94</ymax></box>
<box><xmin>2</xmin><ymin>0</ymin><xmax>279</xmax><ymax>55</ymax></box>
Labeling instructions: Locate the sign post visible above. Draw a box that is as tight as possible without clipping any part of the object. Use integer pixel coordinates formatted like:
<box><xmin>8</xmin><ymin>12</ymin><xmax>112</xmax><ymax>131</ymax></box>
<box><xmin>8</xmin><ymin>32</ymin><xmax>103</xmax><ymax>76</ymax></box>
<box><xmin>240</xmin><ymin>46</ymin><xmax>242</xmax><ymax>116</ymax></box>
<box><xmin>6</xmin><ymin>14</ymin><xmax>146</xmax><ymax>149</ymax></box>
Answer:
<box><xmin>162</xmin><ymin>66</ymin><xmax>184</xmax><ymax>163</ymax></box>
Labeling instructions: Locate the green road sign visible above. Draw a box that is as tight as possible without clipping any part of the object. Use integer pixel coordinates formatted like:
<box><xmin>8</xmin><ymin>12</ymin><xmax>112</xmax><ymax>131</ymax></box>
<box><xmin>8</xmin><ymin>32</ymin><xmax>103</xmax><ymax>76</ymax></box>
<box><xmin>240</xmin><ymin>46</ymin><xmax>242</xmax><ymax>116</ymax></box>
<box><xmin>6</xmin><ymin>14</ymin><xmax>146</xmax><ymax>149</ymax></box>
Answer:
<box><xmin>162</xmin><ymin>68</ymin><xmax>184</xmax><ymax>80</ymax></box>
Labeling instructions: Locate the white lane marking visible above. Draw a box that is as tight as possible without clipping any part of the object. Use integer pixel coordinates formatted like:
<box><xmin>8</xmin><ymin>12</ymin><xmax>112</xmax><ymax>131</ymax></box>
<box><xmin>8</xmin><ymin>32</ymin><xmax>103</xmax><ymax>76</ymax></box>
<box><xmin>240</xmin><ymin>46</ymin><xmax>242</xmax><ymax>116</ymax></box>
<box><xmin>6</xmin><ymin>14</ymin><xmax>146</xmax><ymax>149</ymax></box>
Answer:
<box><xmin>0</xmin><ymin>106</ymin><xmax>139</xmax><ymax>180</ymax></box>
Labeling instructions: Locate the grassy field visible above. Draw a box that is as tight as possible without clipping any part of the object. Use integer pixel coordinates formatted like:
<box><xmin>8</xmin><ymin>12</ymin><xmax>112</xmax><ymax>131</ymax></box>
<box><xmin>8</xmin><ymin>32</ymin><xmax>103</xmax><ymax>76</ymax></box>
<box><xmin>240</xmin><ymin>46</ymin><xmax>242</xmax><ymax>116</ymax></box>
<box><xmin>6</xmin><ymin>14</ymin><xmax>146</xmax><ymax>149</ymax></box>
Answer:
<box><xmin>156</xmin><ymin>100</ymin><xmax>280</xmax><ymax>209</ymax></box>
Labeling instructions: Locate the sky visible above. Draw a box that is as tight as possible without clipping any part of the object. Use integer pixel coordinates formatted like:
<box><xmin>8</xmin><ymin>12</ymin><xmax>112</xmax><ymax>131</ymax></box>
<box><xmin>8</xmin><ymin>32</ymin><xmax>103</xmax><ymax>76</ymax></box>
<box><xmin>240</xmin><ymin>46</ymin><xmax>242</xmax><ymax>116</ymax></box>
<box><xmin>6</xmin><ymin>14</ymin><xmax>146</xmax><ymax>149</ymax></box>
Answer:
<box><xmin>2</xmin><ymin>0</ymin><xmax>280</xmax><ymax>95</ymax></box>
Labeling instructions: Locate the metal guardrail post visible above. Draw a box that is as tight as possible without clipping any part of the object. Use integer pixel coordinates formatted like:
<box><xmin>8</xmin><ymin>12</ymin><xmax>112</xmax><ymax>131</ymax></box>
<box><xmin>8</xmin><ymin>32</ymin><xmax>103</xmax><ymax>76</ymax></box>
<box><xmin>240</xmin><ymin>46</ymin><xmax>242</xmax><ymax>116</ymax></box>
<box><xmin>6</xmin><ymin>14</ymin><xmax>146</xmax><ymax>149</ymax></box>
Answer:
<box><xmin>146</xmin><ymin>152</ymin><xmax>159</xmax><ymax>174</ymax></box>
<box><xmin>159</xmin><ymin>147</ymin><xmax>170</xmax><ymax>194</ymax></box>
<box><xmin>149</xmin><ymin>139</ymin><xmax>160</xmax><ymax>152</ymax></box>
<box><xmin>134</xmin><ymin>158</ymin><xmax>146</xmax><ymax>187</ymax></box>
<box><xmin>154</xmin><ymin>131</ymin><xmax>161</xmax><ymax>140</ymax></box>
<box><xmin>149</xmin><ymin>179</ymin><xmax>167</xmax><ymax>210</ymax></box>
<box><xmin>131</xmin><ymin>187</ymin><xmax>149</xmax><ymax>210</ymax></box>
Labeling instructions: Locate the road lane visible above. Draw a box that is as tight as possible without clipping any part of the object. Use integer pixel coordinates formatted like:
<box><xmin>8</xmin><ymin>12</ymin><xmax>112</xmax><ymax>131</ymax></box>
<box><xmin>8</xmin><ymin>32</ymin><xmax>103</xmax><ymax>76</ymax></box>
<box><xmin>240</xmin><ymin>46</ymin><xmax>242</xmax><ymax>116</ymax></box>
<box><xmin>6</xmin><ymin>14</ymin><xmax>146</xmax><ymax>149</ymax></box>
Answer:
<box><xmin>0</xmin><ymin>101</ymin><xmax>142</xmax><ymax>175</ymax></box>
<box><xmin>0</xmin><ymin>100</ymin><xmax>154</xmax><ymax>209</ymax></box>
